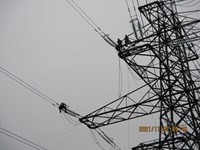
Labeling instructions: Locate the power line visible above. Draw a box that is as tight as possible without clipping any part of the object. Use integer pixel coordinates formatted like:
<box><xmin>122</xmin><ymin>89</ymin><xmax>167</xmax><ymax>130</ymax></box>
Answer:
<box><xmin>65</xmin><ymin>0</ymin><xmax>97</xmax><ymax>32</ymax></box>
<box><xmin>0</xmin><ymin>66</ymin><xmax>59</xmax><ymax>107</ymax></box>
<box><xmin>70</xmin><ymin>0</ymin><xmax>103</xmax><ymax>32</ymax></box>
<box><xmin>64</xmin><ymin>0</ymin><xmax>117</xmax><ymax>47</ymax></box>
<box><xmin>64</xmin><ymin>0</ymin><xmax>105</xmax><ymax>35</ymax></box>
<box><xmin>0</xmin><ymin>127</ymin><xmax>48</xmax><ymax>150</ymax></box>
<box><xmin>125</xmin><ymin>0</ymin><xmax>134</xmax><ymax>22</ymax></box>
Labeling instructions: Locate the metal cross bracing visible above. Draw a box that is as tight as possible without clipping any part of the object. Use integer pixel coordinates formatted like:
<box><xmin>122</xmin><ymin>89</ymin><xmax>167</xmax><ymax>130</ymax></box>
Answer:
<box><xmin>80</xmin><ymin>0</ymin><xmax>200</xmax><ymax>149</ymax></box>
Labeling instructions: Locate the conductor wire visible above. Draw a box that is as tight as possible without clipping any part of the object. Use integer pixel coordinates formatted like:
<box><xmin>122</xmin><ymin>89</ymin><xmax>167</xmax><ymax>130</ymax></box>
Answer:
<box><xmin>0</xmin><ymin>66</ymin><xmax>58</xmax><ymax>107</ymax></box>
<box><xmin>65</xmin><ymin>0</ymin><xmax>97</xmax><ymax>32</ymax></box>
<box><xmin>0</xmin><ymin>126</ymin><xmax>48</xmax><ymax>150</ymax></box>
<box><xmin>65</xmin><ymin>0</ymin><xmax>107</xmax><ymax>36</ymax></box>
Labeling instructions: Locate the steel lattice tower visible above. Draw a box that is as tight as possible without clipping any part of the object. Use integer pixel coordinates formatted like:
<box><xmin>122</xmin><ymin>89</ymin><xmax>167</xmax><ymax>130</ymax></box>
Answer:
<box><xmin>80</xmin><ymin>0</ymin><xmax>200</xmax><ymax>149</ymax></box>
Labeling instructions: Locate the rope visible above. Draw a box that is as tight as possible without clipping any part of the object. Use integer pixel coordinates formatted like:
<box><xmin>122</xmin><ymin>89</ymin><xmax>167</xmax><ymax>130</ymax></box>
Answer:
<box><xmin>90</xmin><ymin>128</ymin><xmax>121</xmax><ymax>150</ymax></box>
<box><xmin>90</xmin><ymin>129</ymin><xmax>107</xmax><ymax>150</ymax></box>
<box><xmin>177</xmin><ymin>0</ymin><xmax>200</xmax><ymax>7</ymax></box>
<box><xmin>118</xmin><ymin>59</ymin><xmax>123</xmax><ymax>97</ymax></box>
<box><xmin>126</xmin><ymin>64</ymin><xmax>131</xmax><ymax>150</ymax></box>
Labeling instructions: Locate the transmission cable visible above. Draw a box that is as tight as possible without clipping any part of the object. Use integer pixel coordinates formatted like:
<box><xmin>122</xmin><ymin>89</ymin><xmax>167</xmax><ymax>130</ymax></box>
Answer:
<box><xmin>135</xmin><ymin>0</ymin><xmax>147</xmax><ymax>36</ymax></box>
<box><xmin>131</xmin><ymin>0</ymin><xmax>139</xmax><ymax>19</ymax></box>
<box><xmin>0</xmin><ymin>66</ymin><xmax>59</xmax><ymax>107</ymax></box>
<box><xmin>70</xmin><ymin>0</ymin><xmax>102</xmax><ymax>32</ymax></box>
<box><xmin>125</xmin><ymin>0</ymin><xmax>134</xmax><ymax>22</ymax></box>
<box><xmin>0</xmin><ymin>126</ymin><xmax>48</xmax><ymax>150</ymax></box>
<box><xmin>65</xmin><ymin>0</ymin><xmax>96</xmax><ymax>32</ymax></box>
<box><xmin>64</xmin><ymin>0</ymin><xmax>116</xmax><ymax>47</ymax></box>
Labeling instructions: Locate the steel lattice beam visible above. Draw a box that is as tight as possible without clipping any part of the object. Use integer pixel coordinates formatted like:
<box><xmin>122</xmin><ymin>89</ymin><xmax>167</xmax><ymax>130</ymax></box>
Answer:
<box><xmin>80</xmin><ymin>0</ymin><xmax>200</xmax><ymax>149</ymax></box>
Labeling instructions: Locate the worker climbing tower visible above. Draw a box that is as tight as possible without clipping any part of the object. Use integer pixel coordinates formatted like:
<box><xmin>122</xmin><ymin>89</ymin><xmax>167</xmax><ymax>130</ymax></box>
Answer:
<box><xmin>80</xmin><ymin>0</ymin><xmax>200</xmax><ymax>149</ymax></box>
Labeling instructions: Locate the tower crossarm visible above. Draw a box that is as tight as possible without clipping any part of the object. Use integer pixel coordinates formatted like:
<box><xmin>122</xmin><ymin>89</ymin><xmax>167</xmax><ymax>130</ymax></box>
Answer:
<box><xmin>80</xmin><ymin>0</ymin><xmax>200</xmax><ymax>149</ymax></box>
<box><xmin>79</xmin><ymin>87</ymin><xmax>161</xmax><ymax>129</ymax></box>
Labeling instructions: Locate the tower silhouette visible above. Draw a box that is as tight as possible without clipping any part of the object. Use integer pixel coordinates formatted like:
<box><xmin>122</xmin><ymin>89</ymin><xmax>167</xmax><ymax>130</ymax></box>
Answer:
<box><xmin>80</xmin><ymin>0</ymin><xmax>200</xmax><ymax>149</ymax></box>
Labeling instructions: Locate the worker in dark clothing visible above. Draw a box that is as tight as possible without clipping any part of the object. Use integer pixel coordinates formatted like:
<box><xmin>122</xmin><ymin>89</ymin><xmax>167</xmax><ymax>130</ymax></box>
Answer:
<box><xmin>124</xmin><ymin>35</ymin><xmax>131</xmax><ymax>46</ymax></box>
<box><xmin>59</xmin><ymin>102</ymin><xmax>68</xmax><ymax>113</ymax></box>
<box><xmin>116</xmin><ymin>38</ymin><xmax>122</xmax><ymax>51</ymax></box>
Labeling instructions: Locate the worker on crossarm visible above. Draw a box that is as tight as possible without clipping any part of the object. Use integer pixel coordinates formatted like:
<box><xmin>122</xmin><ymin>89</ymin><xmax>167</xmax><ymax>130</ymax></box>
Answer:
<box><xmin>59</xmin><ymin>102</ymin><xmax>68</xmax><ymax>113</ymax></box>
<box><xmin>116</xmin><ymin>38</ymin><xmax>122</xmax><ymax>51</ymax></box>
<box><xmin>124</xmin><ymin>35</ymin><xmax>131</xmax><ymax>46</ymax></box>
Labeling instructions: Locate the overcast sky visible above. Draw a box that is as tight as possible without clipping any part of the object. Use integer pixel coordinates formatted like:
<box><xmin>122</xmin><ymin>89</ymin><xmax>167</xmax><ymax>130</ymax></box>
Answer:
<box><xmin>1</xmin><ymin>0</ymin><xmax>200</xmax><ymax>150</ymax></box>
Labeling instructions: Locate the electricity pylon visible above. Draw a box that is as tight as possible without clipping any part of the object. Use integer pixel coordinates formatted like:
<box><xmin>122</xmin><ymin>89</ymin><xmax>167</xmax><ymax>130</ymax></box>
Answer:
<box><xmin>80</xmin><ymin>0</ymin><xmax>200</xmax><ymax>149</ymax></box>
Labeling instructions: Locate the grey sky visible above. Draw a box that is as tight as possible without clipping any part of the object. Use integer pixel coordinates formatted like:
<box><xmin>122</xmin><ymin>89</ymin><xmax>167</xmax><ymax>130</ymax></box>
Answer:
<box><xmin>1</xmin><ymin>0</ymin><xmax>200</xmax><ymax>150</ymax></box>
<box><xmin>0</xmin><ymin>0</ymin><xmax>137</xmax><ymax>149</ymax></box>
